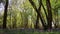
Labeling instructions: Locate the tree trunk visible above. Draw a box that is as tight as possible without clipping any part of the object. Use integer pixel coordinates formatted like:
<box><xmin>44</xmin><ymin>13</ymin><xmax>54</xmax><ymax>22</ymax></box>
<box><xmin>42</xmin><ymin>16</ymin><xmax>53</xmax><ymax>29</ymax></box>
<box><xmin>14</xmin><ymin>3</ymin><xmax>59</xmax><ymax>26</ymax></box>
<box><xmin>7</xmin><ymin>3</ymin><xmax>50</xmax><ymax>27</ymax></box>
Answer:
<box><xmin>46</xmin><ymin>0</ymin><xmax>52</xmax><ymax>29</ymax></box>
<box><xmin>29</xmin><ymin>0</ymin><xmax>47</xmax><ymax>29</ymax></box>
<box><xmin>35</xmin><ymin>15</ymin><xmax>39</xmax><ymax>29</ymax></box>
<box><xmin>3</xmin><ymin>0</ymin><xmax>8</xmax><ymax>29</ymax></box>
<box><xmin>13</xmin><ymin>17</ymin><xmax>16</xmax><ymax>29</ymax></box>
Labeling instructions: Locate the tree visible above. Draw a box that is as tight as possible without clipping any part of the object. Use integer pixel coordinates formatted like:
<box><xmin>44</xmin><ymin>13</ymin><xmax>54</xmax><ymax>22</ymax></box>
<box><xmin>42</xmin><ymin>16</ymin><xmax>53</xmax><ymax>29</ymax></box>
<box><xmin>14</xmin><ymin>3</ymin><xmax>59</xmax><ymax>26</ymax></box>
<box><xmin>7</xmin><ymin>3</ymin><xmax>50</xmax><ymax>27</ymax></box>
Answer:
<box><xmin>35</xmin><ymin>0</ymin><xmax>42</xmax><ymax>29</ymax></box>
<box><xmin>3</xmin><ymin>0</ymin><xmax>8</xmax><ymax>29</ymax></box>
<box><xmin>46</xmin><ymin>0</ymin><xmax>52</xmax><ymax>29</ymax></box>
<box><xmin>29</xmin><ymin>0</ymin><xmax>46</xmax><ymax>29</ymax></box>
<box><xmin>29</xmin><ymin>0</ymin><xmax>53</xmax><ymax>30</ymax></box>
<box><xmin>35</xmin><ymin>0</ymin><xmax>47</xmax><ymax>29</ymax></box>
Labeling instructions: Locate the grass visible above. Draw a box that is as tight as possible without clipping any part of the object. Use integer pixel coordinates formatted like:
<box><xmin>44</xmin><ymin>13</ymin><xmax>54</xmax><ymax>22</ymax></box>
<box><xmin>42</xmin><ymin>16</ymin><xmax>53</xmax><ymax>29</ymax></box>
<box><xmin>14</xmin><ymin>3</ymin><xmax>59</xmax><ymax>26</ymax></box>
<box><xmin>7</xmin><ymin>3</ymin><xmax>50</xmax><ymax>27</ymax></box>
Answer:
<box><xmin>0</xmin><ymin>29</ymin><xmax>60</xmax><ymax>34</ymax></box>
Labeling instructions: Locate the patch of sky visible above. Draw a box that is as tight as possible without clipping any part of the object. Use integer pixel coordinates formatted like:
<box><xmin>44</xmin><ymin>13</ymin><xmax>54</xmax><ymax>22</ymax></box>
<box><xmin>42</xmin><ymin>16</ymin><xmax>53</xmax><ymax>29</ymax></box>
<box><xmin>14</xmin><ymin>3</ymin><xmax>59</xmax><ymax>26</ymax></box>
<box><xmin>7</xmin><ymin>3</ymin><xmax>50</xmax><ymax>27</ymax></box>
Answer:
<box><xmin>0</xmin><ymin>3</ymin><xmax>4</xmax><ymax>12</ymax></box>
<box><xmin>0</xmin><ymin>0</ymin><xmax>11</xmax><ymax>12</ymax></box>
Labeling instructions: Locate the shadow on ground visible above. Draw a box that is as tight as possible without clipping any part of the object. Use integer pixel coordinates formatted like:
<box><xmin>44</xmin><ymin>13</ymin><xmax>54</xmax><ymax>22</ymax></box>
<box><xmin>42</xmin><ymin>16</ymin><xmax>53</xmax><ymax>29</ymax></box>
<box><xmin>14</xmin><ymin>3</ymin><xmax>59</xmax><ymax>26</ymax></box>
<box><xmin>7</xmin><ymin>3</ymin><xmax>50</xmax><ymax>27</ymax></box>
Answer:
<box><xmin>0</xmin><ymin>29</ymin><xmax>60</xmax><ymax>34</ymax></box>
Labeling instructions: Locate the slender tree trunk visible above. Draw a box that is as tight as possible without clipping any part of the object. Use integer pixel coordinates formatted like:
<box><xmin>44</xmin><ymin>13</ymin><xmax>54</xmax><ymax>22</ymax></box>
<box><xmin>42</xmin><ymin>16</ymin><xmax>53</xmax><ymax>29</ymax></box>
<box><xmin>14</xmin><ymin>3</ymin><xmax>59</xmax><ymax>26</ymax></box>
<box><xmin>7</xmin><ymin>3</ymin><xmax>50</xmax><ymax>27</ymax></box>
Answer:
<box><xmin>35</xmin><ymin>15</ymin><xmax>39</xmax><ymax>29</ymax></box>
<box><xmin>35</xmin><ymin>0</ymin><xmax>48</xmax><ymax>29</ymax></box>
<box><xmin>29</xmin><ymin>0</ymin><xmax>46</xmax><ymax>29</ymax></box>
<box><xmin>3</xmin><ymin>0</ymin><xmax>8</xmax><ymax>29</ymax></box>
<box><xmin>46</xmin><ymin>0</ymin><xmax>52</xmax><ymax>29</ymax></box>
<box><xmin>35</xmin><ymin>0</ymin><xmax>42</xmax><ymax>29</ymax></box>
<box><xmin>13</xmin><ymin>16</ymin><xmax>17</xmax><ymax>29</ymax></box>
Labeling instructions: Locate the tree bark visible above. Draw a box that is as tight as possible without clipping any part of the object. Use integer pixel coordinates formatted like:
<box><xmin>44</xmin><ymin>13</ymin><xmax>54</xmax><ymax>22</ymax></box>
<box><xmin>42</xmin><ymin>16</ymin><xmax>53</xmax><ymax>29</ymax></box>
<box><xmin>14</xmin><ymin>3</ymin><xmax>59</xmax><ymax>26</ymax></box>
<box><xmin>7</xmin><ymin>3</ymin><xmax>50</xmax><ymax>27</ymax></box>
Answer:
<box><xmin>3</xmin><ymin>0</ymin><xmax>8</xmax><ymax>29</ymax></box>
<box><xmin>35</xmin><ymin>15</ymin><xmax>39</xmax><ymax>29</ymax></box>
<box><xmin>46</xmin><ymin>0</ymin><xmax>52</xmax><ymax>29</ymax></box>
<box><xmin>29</xmin><ymin>0</ymin><xmax>46</xmax><ymax>29</ymax></box>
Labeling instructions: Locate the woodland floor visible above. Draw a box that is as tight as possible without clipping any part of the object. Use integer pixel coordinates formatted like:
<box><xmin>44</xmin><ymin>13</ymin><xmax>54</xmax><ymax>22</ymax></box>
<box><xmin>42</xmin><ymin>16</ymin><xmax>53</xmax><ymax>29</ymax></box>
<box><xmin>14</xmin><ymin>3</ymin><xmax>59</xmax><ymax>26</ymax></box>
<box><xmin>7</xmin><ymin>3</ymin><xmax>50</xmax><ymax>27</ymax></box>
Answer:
<box><xmin>0</xmin><ymin>28</ymin><xmax>60</xmax><ymax>34</ymax></box>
